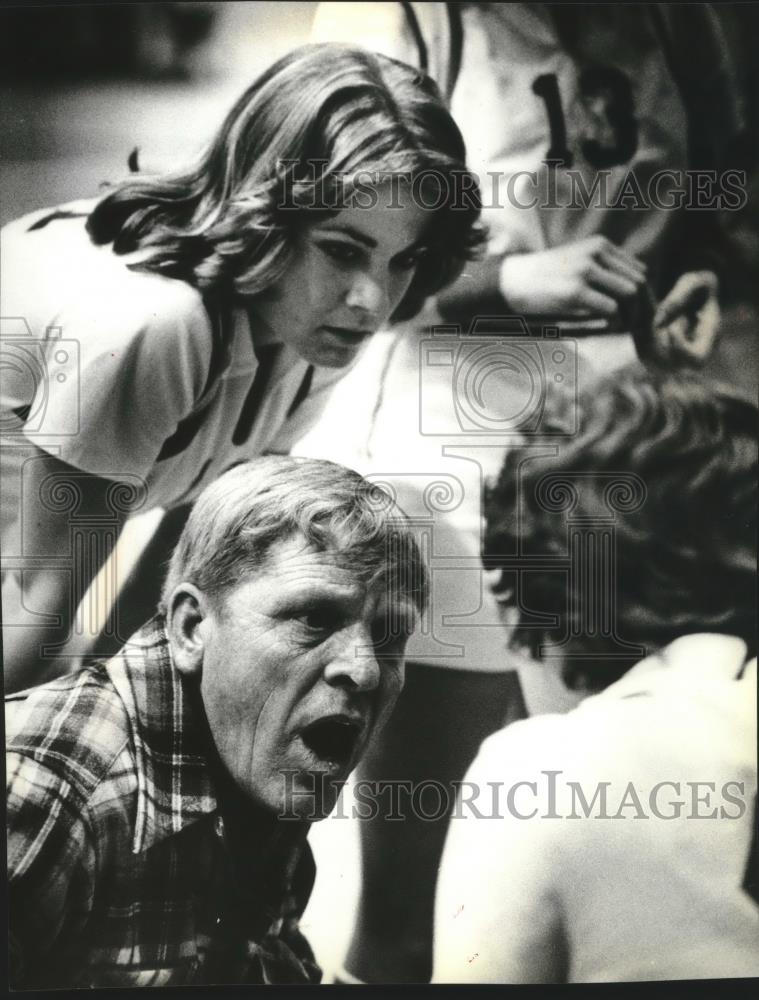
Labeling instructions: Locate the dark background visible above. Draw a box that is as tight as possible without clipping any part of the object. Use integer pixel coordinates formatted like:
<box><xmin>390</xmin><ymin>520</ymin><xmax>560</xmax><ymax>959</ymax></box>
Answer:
<box><xmin>0</xmin><ymin>2</ymin><xmax>318</xmax><ymax>226</ymax></box>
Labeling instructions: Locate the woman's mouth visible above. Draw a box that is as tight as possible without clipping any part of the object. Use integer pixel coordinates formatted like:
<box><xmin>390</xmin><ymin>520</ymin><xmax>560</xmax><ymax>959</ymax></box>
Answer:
<box><xmin>320</xmin><ymin>325</ymin><xmax>373</xmax><ymax>347</ymax></box>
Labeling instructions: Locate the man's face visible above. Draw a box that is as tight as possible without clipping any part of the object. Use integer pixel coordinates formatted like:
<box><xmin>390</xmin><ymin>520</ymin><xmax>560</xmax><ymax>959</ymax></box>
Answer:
<box><xmin>195</xmin><ymin>535</ymin><xmax>416</xmax><ymax>819</ymax></box>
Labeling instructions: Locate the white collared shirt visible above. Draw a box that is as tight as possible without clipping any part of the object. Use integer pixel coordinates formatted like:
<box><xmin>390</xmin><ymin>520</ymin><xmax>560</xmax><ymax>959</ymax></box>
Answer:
<box><xmin>1</xmin><ymin>203</ymin><xmax>347</xmax><ymax>514</ymax></box>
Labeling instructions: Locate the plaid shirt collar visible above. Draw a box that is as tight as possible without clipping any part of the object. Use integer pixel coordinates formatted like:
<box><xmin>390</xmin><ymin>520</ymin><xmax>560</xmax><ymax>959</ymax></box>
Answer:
<box><xmin>106</xmin><ymin>615</ymin><xmax>218</xmax><ymax>854</ymax></box>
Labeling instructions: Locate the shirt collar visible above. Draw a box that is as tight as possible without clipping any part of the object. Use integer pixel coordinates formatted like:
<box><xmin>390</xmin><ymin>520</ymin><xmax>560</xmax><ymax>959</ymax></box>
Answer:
<box><xmin>585</xmin><ymin>633</ymin><xmax>750</xmax><ymax>705</ymax></box>
<box><xmin>226</xmin><ymin>305</ymin><xmax>308</xmax><ymax>379</ymax></box>
<box><xmin>106</xmin><ymin>615</ymin><xmax>218</xmax><ymax>854</ymax></box>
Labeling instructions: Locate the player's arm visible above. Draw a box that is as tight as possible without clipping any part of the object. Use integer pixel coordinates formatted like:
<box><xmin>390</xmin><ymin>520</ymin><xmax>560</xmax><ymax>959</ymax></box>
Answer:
<box><xmin>2</xmin><ymin>291</ymin><xmax>213</xmax><ymax>693</ymax></box>
<box><xmin>438</xmin><ymin>236</ymin><xmax>648</xmax><ymax>326</ymax></box>
<box><xmin>2</xmin><ymin>447</ymin><xmax>131</xmax><ymax>693</ymax></box>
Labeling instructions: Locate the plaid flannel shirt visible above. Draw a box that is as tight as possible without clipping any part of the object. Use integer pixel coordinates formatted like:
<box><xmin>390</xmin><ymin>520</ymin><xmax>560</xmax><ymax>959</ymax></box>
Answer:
<box><xmin>6</xmin><ymin>616</ymin><xmax>321</xmax><ymax>988</ymax></box>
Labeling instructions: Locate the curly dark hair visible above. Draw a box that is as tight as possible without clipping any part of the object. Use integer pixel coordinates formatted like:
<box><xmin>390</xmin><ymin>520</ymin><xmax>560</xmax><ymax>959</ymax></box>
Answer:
<box><xmin>484</xmin><ymin>365</ymin><xmax>757</xmax><ymax>691</ymax></box>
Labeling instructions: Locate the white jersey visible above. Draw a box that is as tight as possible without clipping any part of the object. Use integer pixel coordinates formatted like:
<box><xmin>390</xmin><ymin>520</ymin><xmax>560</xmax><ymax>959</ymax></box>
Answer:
<box><xmin>434</xmin><ymin>634</ymin><xmax>759</xmax><ymax>982</ymax></box>
<box><xmin>0</xmin><ymin>203</ymin><xmax>346</xmax><ymax>521</ymax></box>
<box><xmin>314</xmin><ymin>2</ymin><xmax>690</xmax><ymax>290</ymax></box>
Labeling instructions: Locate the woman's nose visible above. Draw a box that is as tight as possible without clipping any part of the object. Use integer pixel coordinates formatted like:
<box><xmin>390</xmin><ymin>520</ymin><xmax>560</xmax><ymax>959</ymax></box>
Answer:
<box><xmin>345</xmin><ymin>271</ymin><xmax>388</xmax><ymax>319</ymax></box>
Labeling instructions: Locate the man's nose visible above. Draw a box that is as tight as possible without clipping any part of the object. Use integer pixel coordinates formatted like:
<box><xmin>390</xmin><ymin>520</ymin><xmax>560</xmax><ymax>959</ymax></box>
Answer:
<box><xmin>345</xmin><ymin>271</ymin><xmax>388</xmax><ymax>319</ymax></box>
<box><xmin>323</xmin><ymin>626</ymin><xmax>381</xmax><ymax>692</ymax></box>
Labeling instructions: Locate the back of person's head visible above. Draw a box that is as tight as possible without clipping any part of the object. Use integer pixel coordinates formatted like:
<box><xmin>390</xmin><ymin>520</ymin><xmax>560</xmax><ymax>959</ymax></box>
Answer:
<box><xmin>484</xmin><ymin>365</ymin><xmax>757</xmax><ymax>691</ymax></box>
<box><xmin>87</xmin><ymin>43</ymin><xmax>484</xmax><ymax>319</ymax></box>
<box><xmin>161</xmin><ymin>455</ymin><xmax>429</xmax><ymax>616</ymax></box>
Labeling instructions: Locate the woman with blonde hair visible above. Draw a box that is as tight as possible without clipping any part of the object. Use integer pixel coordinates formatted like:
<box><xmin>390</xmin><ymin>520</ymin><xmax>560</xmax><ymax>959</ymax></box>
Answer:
<box><xmin>1</xmin><ymin>42</ymin><xmax>484</xmax><ymax>692</ymax></box>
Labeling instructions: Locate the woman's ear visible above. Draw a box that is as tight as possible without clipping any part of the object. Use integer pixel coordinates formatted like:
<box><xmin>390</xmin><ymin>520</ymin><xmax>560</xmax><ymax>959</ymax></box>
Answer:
<box><xmin>166</xmin><ymin>584</ymin><xmax>208</xmax><ymax>679</ymax></box>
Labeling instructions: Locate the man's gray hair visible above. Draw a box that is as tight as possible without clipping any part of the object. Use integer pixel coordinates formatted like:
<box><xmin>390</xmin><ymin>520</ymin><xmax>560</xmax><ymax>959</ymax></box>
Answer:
<box><xmin>160</xmin><ymin>456</ymin><xmax>429</xmax><ymax>613</ymax></box>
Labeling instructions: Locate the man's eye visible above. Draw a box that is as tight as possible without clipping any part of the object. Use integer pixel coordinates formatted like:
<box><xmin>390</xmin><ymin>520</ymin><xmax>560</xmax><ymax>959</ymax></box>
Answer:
<box><xmin>319</xmin><ymin>241</ymin><xmax>360</xmax><ymax>264</ymax></box>
<box><xmin>296</xmin><ymin>609</ymin><xmax>340</xmax><ymax>634</ymax></box>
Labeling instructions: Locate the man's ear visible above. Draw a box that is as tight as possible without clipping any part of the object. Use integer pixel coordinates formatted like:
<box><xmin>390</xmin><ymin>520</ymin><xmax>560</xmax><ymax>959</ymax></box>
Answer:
<box><xmin>166</xmin><ymin>584</ymin><xmax>209</xmax><ymax>679</ymax></box>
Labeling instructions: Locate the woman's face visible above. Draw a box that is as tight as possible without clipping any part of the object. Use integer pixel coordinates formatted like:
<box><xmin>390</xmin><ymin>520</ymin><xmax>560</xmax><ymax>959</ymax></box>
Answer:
<box><xmin>250</xmin><ymin>181</ymin><xmax>433</xmax><ymax>368</ymax></box>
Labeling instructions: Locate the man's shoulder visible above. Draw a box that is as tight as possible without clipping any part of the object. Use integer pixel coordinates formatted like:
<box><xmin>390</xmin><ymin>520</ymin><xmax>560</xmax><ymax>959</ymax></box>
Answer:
<box><xmin>6</xmin><ymin>665</ymin><xmax>134</xmax><ymax>803</ymax></box>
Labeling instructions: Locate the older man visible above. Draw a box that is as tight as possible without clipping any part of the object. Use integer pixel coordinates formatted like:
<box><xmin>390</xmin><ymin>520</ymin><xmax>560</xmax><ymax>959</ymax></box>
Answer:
<box><xmin>7</xmin><ymin>456</ymin><xmax>427</xmax><ymax>988</ymax></box>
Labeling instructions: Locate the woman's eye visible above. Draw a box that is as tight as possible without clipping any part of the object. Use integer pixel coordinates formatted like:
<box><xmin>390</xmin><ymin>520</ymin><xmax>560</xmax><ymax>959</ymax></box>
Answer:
<box><xmin>319</xmin><ymin>241</ymin><xmax>360</xmax><ymax>264</ymax></box>
<box><xmin>393</xmin><ymin>249</ymin><xmax>427</xmax><ymax>272</ymax></box>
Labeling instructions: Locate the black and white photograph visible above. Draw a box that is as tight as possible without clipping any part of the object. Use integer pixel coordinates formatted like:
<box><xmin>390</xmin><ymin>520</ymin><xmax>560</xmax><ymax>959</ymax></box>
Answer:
<box><xmin>1</xmin><ymin>0</ymin><xmax>757</xmax><ymax>989</ymax></box>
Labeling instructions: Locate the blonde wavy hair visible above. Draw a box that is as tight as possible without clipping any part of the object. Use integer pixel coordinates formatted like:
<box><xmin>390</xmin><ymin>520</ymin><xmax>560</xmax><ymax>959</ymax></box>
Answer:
<box><xmin>87</xmin><ymin>43</ymin><xmax>485</xmax><ymax>321</ymax></box>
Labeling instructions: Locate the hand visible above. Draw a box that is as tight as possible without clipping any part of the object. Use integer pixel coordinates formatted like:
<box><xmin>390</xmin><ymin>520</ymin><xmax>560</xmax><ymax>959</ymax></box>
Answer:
<box><xmin>652</xmin><ymin>270</ymin><xmax>720</xmax><ymax>366</ymax></box>
<box><xmin>499</xmin><ymin>236</ymin><xmax>647</xmax><ymax>318</ymax></box>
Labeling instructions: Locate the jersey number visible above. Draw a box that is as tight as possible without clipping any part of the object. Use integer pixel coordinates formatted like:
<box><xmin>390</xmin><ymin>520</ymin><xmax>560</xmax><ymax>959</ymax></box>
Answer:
<box><xmin>532</xmin><ymin>68</ymin><xmax>638</xmax><ymax>169</ymax></box>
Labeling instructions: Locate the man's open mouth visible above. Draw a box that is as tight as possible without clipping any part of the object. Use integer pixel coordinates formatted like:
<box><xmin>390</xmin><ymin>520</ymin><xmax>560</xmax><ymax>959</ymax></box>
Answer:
<box><xmin>299</xmin><ymin>716</ymin><xmax>363</xmax><ymax>767</ymax></box>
